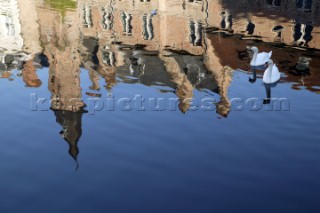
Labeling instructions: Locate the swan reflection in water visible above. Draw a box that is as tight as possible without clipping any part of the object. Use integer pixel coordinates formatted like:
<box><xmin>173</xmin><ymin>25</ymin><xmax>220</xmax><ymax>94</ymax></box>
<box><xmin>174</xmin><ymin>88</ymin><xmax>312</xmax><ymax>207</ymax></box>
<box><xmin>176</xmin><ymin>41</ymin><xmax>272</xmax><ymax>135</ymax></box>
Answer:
<box><xmin>263</xmin><ymin>82</ymin><xmax>280</xmax><ymax>104</ymax></box>
<box><xmin>53</xmin><ymin>110</ymin><xmax>85</xmax><ymax>170</ymax></box>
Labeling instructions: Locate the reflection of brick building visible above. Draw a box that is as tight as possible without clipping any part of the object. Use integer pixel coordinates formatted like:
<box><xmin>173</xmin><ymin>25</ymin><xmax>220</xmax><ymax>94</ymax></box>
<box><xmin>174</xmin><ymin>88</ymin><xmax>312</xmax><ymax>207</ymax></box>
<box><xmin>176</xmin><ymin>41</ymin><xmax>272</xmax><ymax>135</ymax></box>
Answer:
<box><xmin>77</xmin><ymin>0</ymin><xmax>320</xmax><ymax>49</ymax></box>
<box><xmin>36</xmin><ymin>6</ymin><xmax>86</xmax><ymax>163</ymax></box>
<box><xmin>76</xmin><ymin>0</ymin><xmax>320</xmax><ymax>70</ymax></box>
<box><xmin>78</xmin><ymin>0</ymin><xmax>206</xmax><ymax>54</ymax></box>
<box><xmin>4</xmin><ymin>0</ymin><xmax>320</xmax><ymax>53</ymax></box>
<box><xmin>37</xmin><ymin>7</ymin><xmax>85</xmax><ymax>112</ymax></box>
<box><xmin>76</xmin><ymin>0</ymin><xmax>211</xmax><ymax>113</ymax></box>
<box><xmin>2</xmin><ymin>0</ymin><xmax>319</xmax><ymax>114</ymax></box>
<box><xmin>207</xmin><ymin>0</ymin><xmax>320</xmax><ymax>49</ymax></box>
<box><xmin>17</xmin><ymin>0</ymin><xmax>42</xmax><ymax>54</ymax></box>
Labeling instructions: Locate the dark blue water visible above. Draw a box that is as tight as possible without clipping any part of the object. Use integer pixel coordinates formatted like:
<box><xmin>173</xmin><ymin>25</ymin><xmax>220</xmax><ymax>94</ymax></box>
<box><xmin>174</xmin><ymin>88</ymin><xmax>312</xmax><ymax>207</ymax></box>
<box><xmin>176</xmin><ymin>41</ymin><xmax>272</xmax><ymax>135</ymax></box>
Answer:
<box><xmin>0</xmin><ymin>66</ymin><xmax>319</xmax><ymax>212</ymax></box>
<box><xmin>0</xmin><ymin>1</ymin><xmax>320</xmax><ymax>213</ymax></box>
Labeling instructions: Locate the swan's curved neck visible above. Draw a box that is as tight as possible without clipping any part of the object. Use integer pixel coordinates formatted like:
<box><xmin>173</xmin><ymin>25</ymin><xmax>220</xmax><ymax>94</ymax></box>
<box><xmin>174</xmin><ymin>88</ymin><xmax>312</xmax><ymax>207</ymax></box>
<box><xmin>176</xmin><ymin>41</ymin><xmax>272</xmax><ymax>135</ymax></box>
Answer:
<box><xmin>266</xmin><ymin>63</ymin><xmax>273</xmax><ymax>78</ymax></box>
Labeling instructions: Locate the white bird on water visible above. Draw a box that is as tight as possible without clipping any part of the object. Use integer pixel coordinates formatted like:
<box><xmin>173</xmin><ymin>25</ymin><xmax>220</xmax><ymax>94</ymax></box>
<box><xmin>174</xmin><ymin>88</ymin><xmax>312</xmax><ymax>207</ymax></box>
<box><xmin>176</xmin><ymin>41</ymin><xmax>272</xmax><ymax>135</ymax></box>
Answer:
<box><xmin>249</xmin><ymin>46</ymin><xmax>272</xmax><ymax>67</ymax></box>
<box><xmin>263</xmin><ymin>60</ymin><xmax>280</xmax><ymax>84</ymax></box>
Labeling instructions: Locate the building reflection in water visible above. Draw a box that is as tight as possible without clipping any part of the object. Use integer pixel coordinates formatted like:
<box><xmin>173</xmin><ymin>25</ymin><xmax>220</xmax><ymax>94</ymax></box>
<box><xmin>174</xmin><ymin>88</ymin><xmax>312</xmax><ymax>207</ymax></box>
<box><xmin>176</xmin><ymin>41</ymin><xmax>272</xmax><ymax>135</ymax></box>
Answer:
<box><xmin>0</xmin><ymin>0</ymin><xmax>320</xmax><ymax>163</ymax></box>
<box><xmin>40</xmin><ymin>4</ymin><xmax>84</xmax><ymax>112</ymax></box>
<box><xmin>160</xmin><ymin>50</ymin><xmax>194</xmax><ymax>113</ymax></box>
<box><xmin>38</xmin><ymin>2</ymin><xmax>85</xmax><ymax>164</ymax></box>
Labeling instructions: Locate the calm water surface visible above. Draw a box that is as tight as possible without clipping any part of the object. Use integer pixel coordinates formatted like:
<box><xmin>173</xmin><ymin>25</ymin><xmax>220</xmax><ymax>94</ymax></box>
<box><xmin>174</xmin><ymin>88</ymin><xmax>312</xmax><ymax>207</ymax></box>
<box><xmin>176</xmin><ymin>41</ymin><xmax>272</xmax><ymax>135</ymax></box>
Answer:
<box><xmin>0</xmin><ymin>0</ymin><xmax>320</xmax><ymax>212</ymax></box>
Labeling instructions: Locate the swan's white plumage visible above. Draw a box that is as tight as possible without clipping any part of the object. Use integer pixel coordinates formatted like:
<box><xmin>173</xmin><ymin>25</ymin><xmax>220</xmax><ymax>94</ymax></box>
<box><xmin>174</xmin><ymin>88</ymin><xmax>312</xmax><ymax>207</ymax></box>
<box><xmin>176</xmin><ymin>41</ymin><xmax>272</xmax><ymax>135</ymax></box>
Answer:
<box><xmin>263</xmin><ymin>61</ymin><xmax>280</xmax><ymax>84</ymax></box>
<box><xmin>250</xmin><ymin>47</ymin><xmax>272</xmax><ymax>67</ymax></box>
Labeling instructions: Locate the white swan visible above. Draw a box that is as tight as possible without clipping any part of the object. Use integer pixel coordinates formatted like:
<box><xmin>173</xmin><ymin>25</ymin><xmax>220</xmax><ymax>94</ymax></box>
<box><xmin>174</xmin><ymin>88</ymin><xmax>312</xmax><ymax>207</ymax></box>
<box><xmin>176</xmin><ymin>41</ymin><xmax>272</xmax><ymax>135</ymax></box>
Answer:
<box><xmin>249</xmin><ymin>46</ymin><xmax>272</xmax><ymax>67</ymax></box>
<box><xmin>263</xmin><ymin>60</ymin><xmax>280</xmax><ymax>84</ymax></box>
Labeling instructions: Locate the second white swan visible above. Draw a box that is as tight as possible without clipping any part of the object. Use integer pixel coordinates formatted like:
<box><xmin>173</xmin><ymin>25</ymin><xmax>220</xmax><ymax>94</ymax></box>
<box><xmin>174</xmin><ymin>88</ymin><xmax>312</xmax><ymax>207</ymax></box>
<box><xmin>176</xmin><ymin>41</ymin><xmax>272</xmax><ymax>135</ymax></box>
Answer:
<box><xmin>263</xmin><ymin>60</ymin><xmax>281</xmax><ymax>84</ymax></box>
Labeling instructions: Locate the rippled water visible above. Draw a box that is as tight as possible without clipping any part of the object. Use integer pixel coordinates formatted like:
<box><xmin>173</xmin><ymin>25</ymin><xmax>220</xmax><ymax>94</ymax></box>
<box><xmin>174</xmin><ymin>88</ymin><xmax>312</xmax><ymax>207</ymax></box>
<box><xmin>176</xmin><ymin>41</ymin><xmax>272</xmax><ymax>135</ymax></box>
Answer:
<box><xmin>0</xmin><ymin>0</ymin><xmax>320</xmax><ymax>212</ymax></box>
